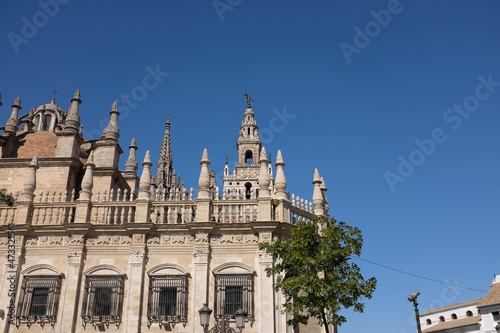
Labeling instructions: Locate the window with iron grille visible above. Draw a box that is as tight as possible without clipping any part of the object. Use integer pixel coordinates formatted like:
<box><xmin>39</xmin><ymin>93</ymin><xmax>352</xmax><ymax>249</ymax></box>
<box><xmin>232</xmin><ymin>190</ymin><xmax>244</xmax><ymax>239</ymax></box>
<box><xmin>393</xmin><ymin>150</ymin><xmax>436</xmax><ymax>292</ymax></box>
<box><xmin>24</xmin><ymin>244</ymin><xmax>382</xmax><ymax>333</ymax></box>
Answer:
<box><xmin>16</xmin><ymin>275</ymin><xmax>62</xmax><ymax>328</ymax></box>
<box><xmin>147</xmin><ymin>275</ymin><xmax>188</xmax><ymax>326</ymax></box>
<box><xmin>215</xmin><ymin>274</ymin><xmax>254</xmax><ymax>321</ymax></box>
<box><xmin>81</xmin><ymin>275</ymin><xmax>124</xmax><ymax>328</ymax></box>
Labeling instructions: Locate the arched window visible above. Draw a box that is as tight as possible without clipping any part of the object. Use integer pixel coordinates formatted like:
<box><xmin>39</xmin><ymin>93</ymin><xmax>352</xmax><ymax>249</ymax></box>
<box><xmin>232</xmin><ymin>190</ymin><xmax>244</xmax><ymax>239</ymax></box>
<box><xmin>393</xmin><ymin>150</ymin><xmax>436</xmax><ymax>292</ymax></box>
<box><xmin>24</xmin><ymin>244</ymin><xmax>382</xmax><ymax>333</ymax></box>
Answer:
<box><xmin>17</xmin><ymin>264</ymin><xmax>64</xmax><ymax>328</ymax></box>
<box><xmin>42</xmin><ymin>114</ymin><xmax>52</xmax><ymax>131</ymax></box>
<box><xmin>244</xmin><ymin>150</ymin><xmax>253</xmax><ymax>163</ymax></box>
<box><xmin>33</xmin><ymin>115</ymin><xmax>41</xmax><ymax>130</ymax></box>
<box><xmin>245</xmin><ymin>183</ymin><xmax>252</xmax><ymax>199</ymax></box>
<box><xmin>81</xmin><ymin>265</ymin><xmax>125</xmax><ymax>328</ymax></box>
<box><xmin>439</xmin><ymin>316</ymin><xmax>445</xmax><ymax>323</ymax></box>
<box><xmin>466</xmin><ymin>310</ymin><xmax>473</xmax><ymax>317</ymax></box>
<box><xmin>147</xmin><ymin>264</ymin><xmax>189</xmax><ymax>327</ymax></box>
<box><xmin>212</xmin><ymin>263</ymin><xmax>255</xmax><ymax>323</ymax></box>
<box><xmin>426</xmin><ymin>319</ymin><xmax>432</xmax><ymax>325</ymax></box>
<box><xmin>451</xmin><ymin>313</ymin><xmax>457</xmax><ymax>320</ymax></box>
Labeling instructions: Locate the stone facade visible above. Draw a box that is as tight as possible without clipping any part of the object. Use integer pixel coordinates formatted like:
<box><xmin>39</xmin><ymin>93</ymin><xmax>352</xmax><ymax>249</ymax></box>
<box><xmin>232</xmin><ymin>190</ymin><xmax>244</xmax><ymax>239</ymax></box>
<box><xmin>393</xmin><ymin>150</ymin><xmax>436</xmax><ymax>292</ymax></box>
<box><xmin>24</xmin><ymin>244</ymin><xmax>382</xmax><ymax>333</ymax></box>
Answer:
<box><xmin>0</xmin><ymin>91</ymin><xmax>330</xmax><ymax>333</ymax></box>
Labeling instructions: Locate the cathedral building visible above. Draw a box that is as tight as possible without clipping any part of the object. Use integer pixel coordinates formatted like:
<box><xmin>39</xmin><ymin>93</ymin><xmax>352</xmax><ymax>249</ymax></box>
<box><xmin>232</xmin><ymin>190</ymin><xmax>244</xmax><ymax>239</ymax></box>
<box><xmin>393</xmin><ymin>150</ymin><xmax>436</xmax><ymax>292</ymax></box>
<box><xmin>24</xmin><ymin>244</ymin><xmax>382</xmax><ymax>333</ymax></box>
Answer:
<box><xmin>0</xmin><ymin>90</ymin><xmax>330</xmax><ymax>333</ymax></box>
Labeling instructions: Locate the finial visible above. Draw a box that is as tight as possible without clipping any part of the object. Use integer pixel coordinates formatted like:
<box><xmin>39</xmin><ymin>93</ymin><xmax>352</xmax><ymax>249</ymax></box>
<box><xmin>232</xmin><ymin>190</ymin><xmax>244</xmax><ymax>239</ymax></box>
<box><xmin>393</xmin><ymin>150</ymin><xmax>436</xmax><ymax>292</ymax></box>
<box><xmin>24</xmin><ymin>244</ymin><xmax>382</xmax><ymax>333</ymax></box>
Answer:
<box><xmin>166</xmin><ymin>117</ymin><xmax>170</xmax><ymax>124</ymax></box>
<box><xmin>13</xmin><ymin>96</ymin><xmax>21</xmax><ymax>108</ymax></box>
<box><xmin>243</xmin><ymin>90</ymin><xmax>254</xmax><ymax>108</ymax></box>
<box><xmin>51</xmin><ymin>90</ymin><xmax>58</xmax><ymax>103</ymax></box>
<box><xmin>313</xmin><ymin>168</ymin><xmax>321</xmax><ymax>182</ymax></box>
<box><xmin>225</xmin><ymin>153</ymin><xmax>228</xmax><ymax>165</ymax></box>
<box><xmin>143</xmin><ymin>150</ymin><xmax>151</xmax><ymax>165</ymax></box>
<box><xmin>0</xmin><ymin>91</ymin><xmax>2</xmax><ymax>107</ymax></box>
<box><xmin>320</xmin><ymin>177</ymin><xmax>327</xmax><ymax>191</ymax></box>
<box><xmin>260</xmin><ymin>147</ymin><xmax>269</xmax><ymax>162</ymax></box>
<box><xmin>112</xmin><ymin>101</ymin><xmax>118</xmax><ymax>112</ymax></box>
<box><xmin>130</xmin><ymin>137</ymin><xmax>137</xmax><ymax>147</ymax></box>
<box><xmin>276</xmin><ymin>150</ymin><xmax>284</xmax><ymax>165</ymax></box>
<box><xmin>200</xmin><ymin>148</ymin><xmax>210</xmax><ymax>164</ymax></box>
<box><xmin>72</xmin><ymin>89</ymin><xmax>81</xmax><ymax>102</ymax></box>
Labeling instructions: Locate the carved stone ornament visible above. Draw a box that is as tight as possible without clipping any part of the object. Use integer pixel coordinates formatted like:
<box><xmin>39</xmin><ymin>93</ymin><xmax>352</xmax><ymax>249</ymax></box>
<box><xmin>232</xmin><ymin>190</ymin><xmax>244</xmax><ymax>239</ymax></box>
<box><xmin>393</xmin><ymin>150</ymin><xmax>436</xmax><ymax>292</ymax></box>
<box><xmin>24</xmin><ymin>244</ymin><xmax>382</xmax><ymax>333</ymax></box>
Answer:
<box><xmin>147</xmin><ymin>236</ymin><xmax>160</xmax><ymax>245</ymax></box>
<box><xmin>259</xmin><ymin>232</ymin><xmax>272</xmax><ymax>243</ymax></box>
<box><xmin>67</xmin><ymin>251</ymin><xmax>83</xmax><ymax>264</ymax></box>
<box><xmin>133</xmin><ymin>234</ymin><xmax>144</xmax><ymax>244</ymax></box>
<box><xmin>25</xmin><ymin>236</ymin><xmax>38</xmax><ymax>246</ymax></box>
<box><xmin>258</xmin><ymin>250</ymin><xmax>273</xmax><ymax>263</ymax></box>
<box><xmin>195</xmin><ymin>233</ymin><xmax>209</xmax><ymax>243</ymax></box>
<box><xmin>49</xmin><ymin>237</ymin><xmax>64</xmax><ymax>246</ymax></box>
<box><xmin>193</xmin><ymin>249</ymin><xmax>210</xmax><ymax>264</ymax></box>
<box><xmin>65</xmin><ymin>234</ymin><xmax>85</xmax><ymax>245</ymax></box>
<box><xmin>130</xmin><ymin>250</ymin><xmax>146</xmax><ymax>264</ymax></box>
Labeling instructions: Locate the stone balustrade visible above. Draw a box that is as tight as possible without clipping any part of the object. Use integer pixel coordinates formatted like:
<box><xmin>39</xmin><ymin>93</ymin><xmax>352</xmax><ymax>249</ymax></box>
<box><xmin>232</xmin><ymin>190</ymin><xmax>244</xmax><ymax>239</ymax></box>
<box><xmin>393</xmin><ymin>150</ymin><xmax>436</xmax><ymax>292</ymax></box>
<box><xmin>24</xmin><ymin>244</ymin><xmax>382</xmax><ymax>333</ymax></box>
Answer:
<box><xmin>0</xmin><ymin>191</ymin><xmax>320</xmax><ymax>226</ymax></box>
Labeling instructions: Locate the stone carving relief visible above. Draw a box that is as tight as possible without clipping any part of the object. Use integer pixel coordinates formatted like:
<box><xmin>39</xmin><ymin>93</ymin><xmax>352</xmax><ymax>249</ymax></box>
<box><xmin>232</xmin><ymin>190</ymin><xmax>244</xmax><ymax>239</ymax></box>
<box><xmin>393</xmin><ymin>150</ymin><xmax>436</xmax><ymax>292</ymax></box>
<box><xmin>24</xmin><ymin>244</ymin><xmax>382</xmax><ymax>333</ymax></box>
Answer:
<box><xmin>147</xmin><ymin>235</ymin><xmax>160</xmax><ymax>245</ymax></box>
<box><xmin>259</xmin><ymin>232</ymin><xmax>272</xmax><ymax>243</ymax></box>
<box><xmin>258</xmin><ymin>250</ymin><xmax>273</xmax><ymax>263</ymax></box>
<box><xmin>130</xmin><ymin>250</ymin><xmax>147</xmax><ymax>264</ymax></box>
<box><xmin>67</xmin><ymin>251</ymin><xmax>83</xmax><ymax>264</ymax></box>
<box><xmin>86</xmin><ymin>235</ymin><xmax>131</xmax><ymax>246</ymax></box>
<box><xmin>195</xmin><ymin>233</ymin><xmax>209</xmax><ymax>243</ymax></box>
<box><xmin>209</xmin><ymin>233</ymin><xmax>259</xmax><ymax>244</ymax></box>
<box><xmin>133</xmin><ymin>234</ymin><xmax>145</xmax><ymax>244</ymax></box>
<box><xmin>65</xmin><ymin>234</ymin><xmax>84</xmax><ymax>245</ymax></box>
<box><xmin>193</xmin><ymin>249</ymin><xmax>210</xmax><ymax>264</ymax></box>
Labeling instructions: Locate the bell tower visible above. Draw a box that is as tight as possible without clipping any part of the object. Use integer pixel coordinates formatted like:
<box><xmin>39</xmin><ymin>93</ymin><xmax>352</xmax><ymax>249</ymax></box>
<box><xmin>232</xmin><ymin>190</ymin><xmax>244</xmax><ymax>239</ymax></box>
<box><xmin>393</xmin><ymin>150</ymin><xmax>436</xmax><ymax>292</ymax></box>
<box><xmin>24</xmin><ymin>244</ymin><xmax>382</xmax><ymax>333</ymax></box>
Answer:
<box><xmin>222</xmin><ymin>93</ymin><xmax>273</xmax><ymax>200</ymax></box>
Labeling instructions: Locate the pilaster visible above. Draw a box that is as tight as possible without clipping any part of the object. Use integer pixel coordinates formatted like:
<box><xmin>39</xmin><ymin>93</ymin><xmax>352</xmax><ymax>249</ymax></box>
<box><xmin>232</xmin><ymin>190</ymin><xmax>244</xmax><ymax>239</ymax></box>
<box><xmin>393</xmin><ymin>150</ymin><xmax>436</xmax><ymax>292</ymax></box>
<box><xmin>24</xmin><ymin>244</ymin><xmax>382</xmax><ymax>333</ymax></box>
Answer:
<box><xmin>58</xmin><ymin>224</ymin><xmax>88</xmax><ymax>333</ymax></box>
<box><xmin>124</xmin><ymin>224</ymin><xmax>151</xmax><ymax>333</ymax></box>
<box><xmin>258</xmin><ymin>249</ymin><xmax>274</xmax><ymax>333</ymax></box>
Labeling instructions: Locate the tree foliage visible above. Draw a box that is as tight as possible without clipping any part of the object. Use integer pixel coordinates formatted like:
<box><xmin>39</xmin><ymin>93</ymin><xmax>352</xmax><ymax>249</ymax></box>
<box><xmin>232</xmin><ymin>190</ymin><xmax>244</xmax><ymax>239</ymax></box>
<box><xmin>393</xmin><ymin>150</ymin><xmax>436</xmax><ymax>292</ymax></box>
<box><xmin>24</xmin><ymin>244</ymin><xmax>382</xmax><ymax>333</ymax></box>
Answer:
<box><xmin>258</xmin><ymin>218</ymin><xmax>376</xmax><ymax>331</ymax></box>
<box><xmin>0</xmin><ymin>189</ymin><xmax>14</xmax><ymax>206</ymax></box>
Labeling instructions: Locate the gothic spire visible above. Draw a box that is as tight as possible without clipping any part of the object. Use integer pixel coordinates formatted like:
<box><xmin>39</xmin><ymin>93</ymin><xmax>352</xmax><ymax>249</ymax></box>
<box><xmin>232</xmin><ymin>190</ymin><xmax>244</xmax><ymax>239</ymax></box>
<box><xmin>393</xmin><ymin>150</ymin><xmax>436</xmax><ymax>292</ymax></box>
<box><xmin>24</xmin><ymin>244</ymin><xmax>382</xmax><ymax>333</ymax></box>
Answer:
<box><xmin>101</xmin><ymin>102</ymin><xmax>120</xmax><ymax>141</ymax></box>
<box><xmin>155</xmin><ymin>117</ymin><xmax>173</xmax><ymax>190</ymax></box>
<box><xmin>125</xmin><ymin>138</ymin><xmax>138</xmax><ymax>174</ymax></box>
<box><xmin>4</xmin><ymin>96</ymin><xmax>22</xmax><ymax>136</ymax></box>
<box><xmin>63</xmin><ymin>89</ymin><xmax>81</xmax><ymax>134</ymax></box>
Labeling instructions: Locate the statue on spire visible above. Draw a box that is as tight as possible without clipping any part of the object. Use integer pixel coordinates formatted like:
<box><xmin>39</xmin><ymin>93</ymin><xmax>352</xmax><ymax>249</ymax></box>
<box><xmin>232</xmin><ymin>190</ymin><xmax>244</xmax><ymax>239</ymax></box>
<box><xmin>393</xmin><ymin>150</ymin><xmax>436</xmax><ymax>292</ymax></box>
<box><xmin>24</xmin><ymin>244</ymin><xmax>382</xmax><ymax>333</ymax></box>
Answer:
<box><xmin>243</xmin><ymin>91</ymin><xmax>254</xmax><ymax>108</ymax></box>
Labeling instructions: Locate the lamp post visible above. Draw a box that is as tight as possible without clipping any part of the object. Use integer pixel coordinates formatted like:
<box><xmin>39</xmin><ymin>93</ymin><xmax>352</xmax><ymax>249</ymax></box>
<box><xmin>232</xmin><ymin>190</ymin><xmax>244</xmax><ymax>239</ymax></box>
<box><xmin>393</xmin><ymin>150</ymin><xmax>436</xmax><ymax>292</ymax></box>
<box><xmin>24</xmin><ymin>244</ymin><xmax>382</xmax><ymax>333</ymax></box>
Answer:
<box><xmin>199</xmin><ymin>303</ymin><xmax>247</xmax><ymax>333</ymax></box>
<box><xmin>408</xmin><ymin>291</ymin><xmax>422</xmax><ymax>333</ymax></box>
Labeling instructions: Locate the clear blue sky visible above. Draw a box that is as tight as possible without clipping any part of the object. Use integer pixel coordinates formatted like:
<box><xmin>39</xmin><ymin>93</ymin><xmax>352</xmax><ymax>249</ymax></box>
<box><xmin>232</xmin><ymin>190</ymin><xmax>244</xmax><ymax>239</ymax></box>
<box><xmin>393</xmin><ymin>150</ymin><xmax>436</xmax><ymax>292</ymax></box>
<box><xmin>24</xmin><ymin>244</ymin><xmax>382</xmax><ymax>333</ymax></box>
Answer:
<box><xmin>1</xmin><ymin>1</ymin><xmax>499</xmax><ymax>332</ymax></box>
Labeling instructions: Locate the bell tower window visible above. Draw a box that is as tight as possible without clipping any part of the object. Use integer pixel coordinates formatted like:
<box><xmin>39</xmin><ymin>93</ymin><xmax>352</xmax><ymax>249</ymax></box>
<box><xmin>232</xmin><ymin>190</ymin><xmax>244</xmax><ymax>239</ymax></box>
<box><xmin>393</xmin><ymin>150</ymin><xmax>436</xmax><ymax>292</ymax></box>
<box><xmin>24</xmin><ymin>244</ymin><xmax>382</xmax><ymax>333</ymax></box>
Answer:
<box><xmin>245</xmin><ymin>183</ymin><xmax>252</xmax><ymax>199</ymax></box>
<box><xmin>244</xmin><ymin>150</ymin><xmax>253</xmax><ymax>164</ymax></box>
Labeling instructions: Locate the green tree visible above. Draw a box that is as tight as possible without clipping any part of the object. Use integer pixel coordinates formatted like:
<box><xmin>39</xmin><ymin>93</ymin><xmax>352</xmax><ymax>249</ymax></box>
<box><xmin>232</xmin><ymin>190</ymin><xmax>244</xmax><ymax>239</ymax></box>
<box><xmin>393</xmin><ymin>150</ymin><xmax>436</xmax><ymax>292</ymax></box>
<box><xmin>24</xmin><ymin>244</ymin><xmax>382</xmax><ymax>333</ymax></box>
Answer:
<box><xmin>259</xmin><ymin>218</ymin><xmax>376</xmax><ymax>332</ymax></box>
<box><xmin>0</xmin><ymin>189</ymin><xmax>15</xmax><ymax>206</ymax></box>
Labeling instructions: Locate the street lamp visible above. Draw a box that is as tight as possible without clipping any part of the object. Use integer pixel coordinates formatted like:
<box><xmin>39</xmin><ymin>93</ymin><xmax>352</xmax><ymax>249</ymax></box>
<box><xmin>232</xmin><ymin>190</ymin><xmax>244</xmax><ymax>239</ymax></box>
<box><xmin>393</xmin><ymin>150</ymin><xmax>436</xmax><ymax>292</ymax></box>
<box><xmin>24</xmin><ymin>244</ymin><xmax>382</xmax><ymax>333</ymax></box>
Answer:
<box><xmin>408</xmin><ymin>291</ymin><xmax>422</xmax><ymax>333</ymax></box>
<box><xmin>198</xmin><ymin>303</ymin><xmax>247</xmax><ymax>333</ymax></box>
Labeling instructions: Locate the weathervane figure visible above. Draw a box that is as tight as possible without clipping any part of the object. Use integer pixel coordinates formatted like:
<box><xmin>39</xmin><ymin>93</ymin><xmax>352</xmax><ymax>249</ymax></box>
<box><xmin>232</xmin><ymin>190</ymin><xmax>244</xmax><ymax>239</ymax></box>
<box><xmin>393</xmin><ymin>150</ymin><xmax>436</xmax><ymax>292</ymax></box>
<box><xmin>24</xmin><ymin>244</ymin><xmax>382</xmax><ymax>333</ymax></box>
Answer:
<box><xmin>243</xmin><ymin>90</ymin><xmax>254</xmax><ymax>108</ymax></box>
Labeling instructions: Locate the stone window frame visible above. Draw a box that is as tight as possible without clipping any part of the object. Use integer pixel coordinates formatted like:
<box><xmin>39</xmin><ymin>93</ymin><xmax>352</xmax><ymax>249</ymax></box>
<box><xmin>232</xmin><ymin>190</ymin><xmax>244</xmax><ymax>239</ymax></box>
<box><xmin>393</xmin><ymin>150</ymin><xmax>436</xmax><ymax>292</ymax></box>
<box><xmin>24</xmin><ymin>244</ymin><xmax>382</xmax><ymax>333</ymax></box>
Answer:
<box><xmin>81</xmin><ymin>265</ymin><xmax>125</xmax><ymax>329</ymax></box>
<box><xmin>15</xmin><ymin>264</ymin><xmax>64</xmax><ymax>328</ymax></box>
<box><xmin>146</xmin><ymin>264</ymin><xmax>190</xmax><ymax>328</ymax></box>
<box><xmin>212</xmin><ymin>262</ymin><xmax>255</xmax><ymax>323</ymax></box>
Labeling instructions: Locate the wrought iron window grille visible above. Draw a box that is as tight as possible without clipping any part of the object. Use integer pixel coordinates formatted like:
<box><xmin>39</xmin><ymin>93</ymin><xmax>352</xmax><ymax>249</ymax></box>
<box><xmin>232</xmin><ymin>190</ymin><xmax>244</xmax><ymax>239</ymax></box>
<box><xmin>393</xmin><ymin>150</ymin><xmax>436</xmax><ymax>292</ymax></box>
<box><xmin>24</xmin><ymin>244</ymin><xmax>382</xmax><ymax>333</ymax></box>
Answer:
<box><xmin>81</xmin><ymin>275</ymin><xmax>124</xmax><ymax>328</ymax></box>
<box><xmin>214</xmin><ymin>274</ymin><xmax>254</xmax><ymax>324</ymax></box>
<box><xmin>15</xmin><ymin>275</ymin><xmax>62</xmax><ymax>328</ymax></box>
<box><xmin>147</xmin><ymin>275</ymin><xmax>188</xmax><ymax>328</ymax></box>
